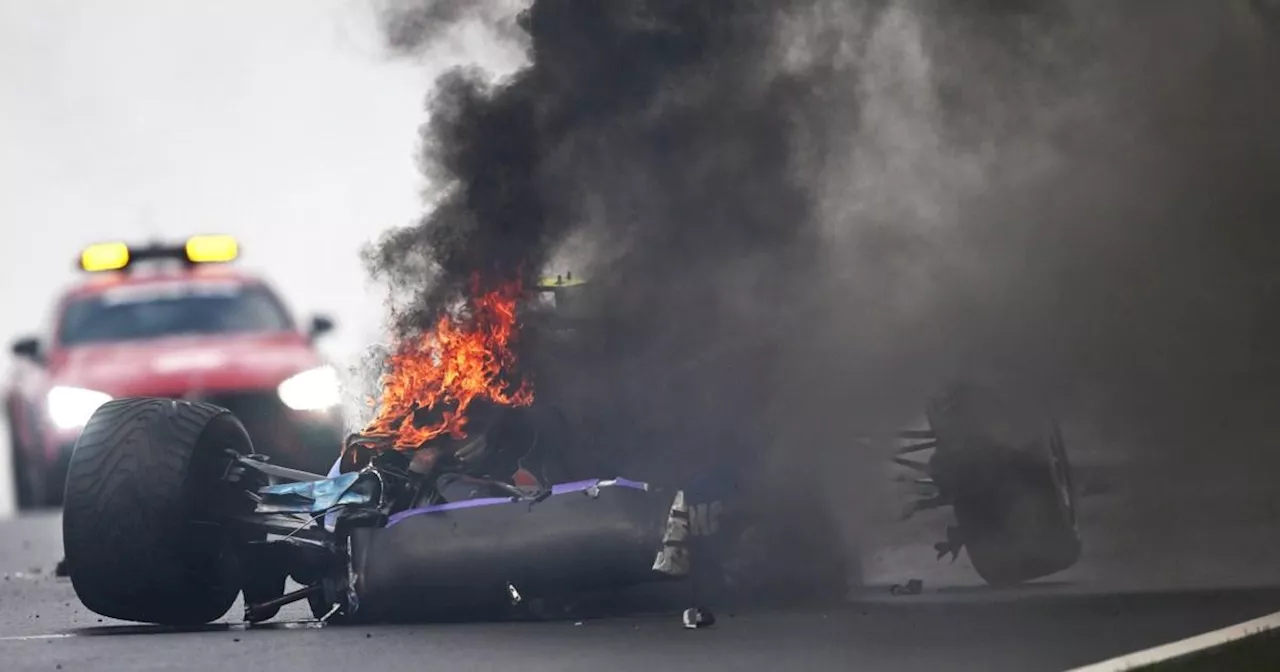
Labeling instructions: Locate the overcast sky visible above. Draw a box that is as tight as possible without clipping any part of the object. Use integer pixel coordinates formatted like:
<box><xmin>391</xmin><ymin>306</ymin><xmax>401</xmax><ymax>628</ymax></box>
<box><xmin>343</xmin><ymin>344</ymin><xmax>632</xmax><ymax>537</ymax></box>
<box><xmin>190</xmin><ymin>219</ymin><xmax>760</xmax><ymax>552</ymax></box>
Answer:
<box><xmin>0</xmin><ymin>0</ymin><xmax>499</xmax><ymax>365</ymax></box>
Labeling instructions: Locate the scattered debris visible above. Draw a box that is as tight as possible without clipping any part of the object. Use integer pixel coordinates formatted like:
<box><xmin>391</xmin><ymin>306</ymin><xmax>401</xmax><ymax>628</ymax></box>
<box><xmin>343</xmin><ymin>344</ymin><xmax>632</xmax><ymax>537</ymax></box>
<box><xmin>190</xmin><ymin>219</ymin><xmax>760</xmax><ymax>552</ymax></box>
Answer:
<box><xmin>317</xmin><ymin>602</ymin><xmax>340</xmax><ymax>624</ymax></box>
<box><xmin>682</xmin><ymin>607</ymin><xmax>716</xmax><ymax>629</ymax></box>
<box><xmin>890</xmin><ymin>579</ymin><xmax>924</xmax><ymax>596</ymax></box>
<box><xmin>652</xmin><ymin>491</ymin><xmax>692</xmax><ymax>577</ymax></box>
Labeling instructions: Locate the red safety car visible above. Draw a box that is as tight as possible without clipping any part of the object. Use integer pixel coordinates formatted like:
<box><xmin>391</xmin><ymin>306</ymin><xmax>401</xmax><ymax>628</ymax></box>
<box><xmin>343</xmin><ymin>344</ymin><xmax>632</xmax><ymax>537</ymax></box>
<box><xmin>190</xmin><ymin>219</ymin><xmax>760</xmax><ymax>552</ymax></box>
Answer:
<box><xmin>4</xmin><ymin>235</ymin><xmax>346</xmax><ymax>509</ymax></box>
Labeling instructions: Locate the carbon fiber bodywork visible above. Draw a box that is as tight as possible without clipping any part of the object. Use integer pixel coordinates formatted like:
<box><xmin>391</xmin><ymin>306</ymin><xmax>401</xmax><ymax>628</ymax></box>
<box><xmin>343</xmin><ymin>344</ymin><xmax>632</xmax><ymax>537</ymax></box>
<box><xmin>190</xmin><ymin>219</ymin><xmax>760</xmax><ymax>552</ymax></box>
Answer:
<box><xmin>343</xmin><ymin>479</ymin><xmax>687</xmax><ymax>622</ymax></box>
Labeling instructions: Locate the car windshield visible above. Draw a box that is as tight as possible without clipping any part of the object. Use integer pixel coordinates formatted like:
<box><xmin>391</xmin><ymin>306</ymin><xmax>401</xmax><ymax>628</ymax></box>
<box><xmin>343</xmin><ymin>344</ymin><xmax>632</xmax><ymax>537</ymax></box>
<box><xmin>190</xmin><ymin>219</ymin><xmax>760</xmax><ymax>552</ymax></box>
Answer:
<box><xmin>57</xmin><ymin>281</ymin><xmax>294</xmax><ymax>346</ymax></box>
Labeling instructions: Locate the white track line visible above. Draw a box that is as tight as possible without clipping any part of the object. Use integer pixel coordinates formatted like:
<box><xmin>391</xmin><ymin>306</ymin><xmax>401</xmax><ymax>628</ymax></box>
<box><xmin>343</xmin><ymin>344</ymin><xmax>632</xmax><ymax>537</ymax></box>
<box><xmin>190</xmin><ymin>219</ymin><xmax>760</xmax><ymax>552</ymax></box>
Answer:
<box><xmin>1066</xmin><ymin>609</ymin><xmax>1280</xmax><ymax>671</ymax></box>
<box><xmin>0</xmin><ymin>633</ymin><xmax>76</xmax><ymax>642</ymax></box>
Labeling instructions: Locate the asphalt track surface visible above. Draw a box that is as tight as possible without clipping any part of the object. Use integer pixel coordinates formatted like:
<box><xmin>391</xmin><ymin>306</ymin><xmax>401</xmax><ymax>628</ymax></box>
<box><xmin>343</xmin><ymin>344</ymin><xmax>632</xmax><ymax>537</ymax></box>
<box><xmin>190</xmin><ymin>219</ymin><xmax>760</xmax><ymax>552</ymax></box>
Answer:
<box><xmin>2</xmin><ymin>456</ymin><xmax>1280</xmax><ymax>672</ymax></box>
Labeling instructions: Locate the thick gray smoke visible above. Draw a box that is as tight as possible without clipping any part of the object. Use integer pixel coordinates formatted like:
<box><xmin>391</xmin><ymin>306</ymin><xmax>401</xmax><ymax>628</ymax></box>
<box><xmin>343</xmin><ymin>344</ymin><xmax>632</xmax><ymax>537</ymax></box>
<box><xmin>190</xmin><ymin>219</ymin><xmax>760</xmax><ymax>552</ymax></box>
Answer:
<box><xmin>366</xmin><ymin>0</ymin><xmax>1280</xmax><ymax>562</ymax></box>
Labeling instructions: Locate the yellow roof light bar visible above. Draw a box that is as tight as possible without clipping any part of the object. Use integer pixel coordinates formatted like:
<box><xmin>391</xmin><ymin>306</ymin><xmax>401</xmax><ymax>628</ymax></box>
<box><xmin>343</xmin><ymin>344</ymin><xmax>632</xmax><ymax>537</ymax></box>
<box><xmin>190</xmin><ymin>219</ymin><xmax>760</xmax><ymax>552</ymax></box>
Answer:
<box><xmin>185</xmin><ymin>235</ymin><xmax>239</xmax><ymax>264</ymax></box>
<box><xmin>80</xmin><ymin>242</ymin><xmax>131</xmax><ymax>272</ymax></box>
<box><xmin>76</xmin><ymin>235</ymin><xmax>240</xmax><ymax>273</ymax></box>
<box><xmin>536</xmin><ymin>272</ymin><xmax>587</xmax><ymax>289</ymax></box>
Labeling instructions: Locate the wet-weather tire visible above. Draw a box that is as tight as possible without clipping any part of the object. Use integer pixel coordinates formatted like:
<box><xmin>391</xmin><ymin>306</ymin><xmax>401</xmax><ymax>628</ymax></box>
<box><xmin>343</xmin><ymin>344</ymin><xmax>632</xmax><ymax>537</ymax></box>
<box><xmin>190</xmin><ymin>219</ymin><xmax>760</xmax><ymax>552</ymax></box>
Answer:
<box><xmin>62</xmin><ymin>398</ymin><xmax>254</xmax><ymax>625</ymax></box>
<box><xmin>961</xmin><ymin>459</ymin><xmax>1079</xmax><ymax>587</ymax></box>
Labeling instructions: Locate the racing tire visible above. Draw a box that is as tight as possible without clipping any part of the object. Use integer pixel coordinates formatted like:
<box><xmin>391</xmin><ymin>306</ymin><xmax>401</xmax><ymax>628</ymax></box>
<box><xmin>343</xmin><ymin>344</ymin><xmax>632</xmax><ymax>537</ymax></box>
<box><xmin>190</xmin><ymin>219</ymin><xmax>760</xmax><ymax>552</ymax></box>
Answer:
<box><xmin>960</xmin><ymin>457</ymin><xmax>1078</xmax><ymax>587</ymax></box>
<box><xmin>63</xmin><ymin>398</ymin><xmax>253</xmax><ymax>625</ymax></box>
<box><xmin>926</xmin><ymin>382</ymin><xmax>1081</xmax><ymax>587</ymax></box>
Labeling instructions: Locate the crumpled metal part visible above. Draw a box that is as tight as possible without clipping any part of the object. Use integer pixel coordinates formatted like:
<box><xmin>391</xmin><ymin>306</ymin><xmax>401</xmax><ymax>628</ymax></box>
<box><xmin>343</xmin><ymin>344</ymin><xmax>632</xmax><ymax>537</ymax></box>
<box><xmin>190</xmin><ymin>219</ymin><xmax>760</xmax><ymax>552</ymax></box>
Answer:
<box><xmin>682</xmin><ymin>607</ymin><xmax>715</xmax><ymax>629</ymax></box>
<box><xmin>651</xmin><ymin>490</ymin><xmax>691</xmax><ymax>577</ymax></box>
<box><xmin>256</xmin><ymin>472</ymin><xmax>372</xmax><ymax>514</ymax></box>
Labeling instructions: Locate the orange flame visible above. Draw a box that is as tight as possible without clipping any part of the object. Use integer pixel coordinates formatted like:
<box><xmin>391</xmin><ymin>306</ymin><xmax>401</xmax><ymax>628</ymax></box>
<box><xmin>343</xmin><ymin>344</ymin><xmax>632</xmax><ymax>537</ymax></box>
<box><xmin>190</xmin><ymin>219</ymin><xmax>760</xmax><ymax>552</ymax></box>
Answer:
<box><xmin>363</xmin><ymin>279</ymin><xmax>533</xmax><ymax>450</ymax></box>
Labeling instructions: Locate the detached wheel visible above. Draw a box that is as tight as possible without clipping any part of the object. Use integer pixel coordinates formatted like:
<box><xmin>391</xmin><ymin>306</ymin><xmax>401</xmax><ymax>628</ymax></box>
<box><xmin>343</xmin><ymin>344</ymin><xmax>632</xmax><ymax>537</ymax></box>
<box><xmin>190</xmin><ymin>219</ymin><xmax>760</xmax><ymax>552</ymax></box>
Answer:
<box><xmin>63</xmin><ymin>398</ymin><xmax>253</xmax><ymax>625</ymax></box>
<box><xmin>926</xmin><ymin>382</ymin><xmax>1081</xmax><ymax>586</ymax></box>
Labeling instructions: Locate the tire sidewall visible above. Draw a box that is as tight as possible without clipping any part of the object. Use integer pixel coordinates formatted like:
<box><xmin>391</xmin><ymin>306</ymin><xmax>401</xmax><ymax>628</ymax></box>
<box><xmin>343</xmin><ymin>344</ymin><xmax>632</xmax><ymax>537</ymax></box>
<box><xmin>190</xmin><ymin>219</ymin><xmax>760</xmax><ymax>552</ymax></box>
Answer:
<box><xmin>63</xmin><ymin>399</ymin><xmax>251</xmax><ymax>625</ymax></box>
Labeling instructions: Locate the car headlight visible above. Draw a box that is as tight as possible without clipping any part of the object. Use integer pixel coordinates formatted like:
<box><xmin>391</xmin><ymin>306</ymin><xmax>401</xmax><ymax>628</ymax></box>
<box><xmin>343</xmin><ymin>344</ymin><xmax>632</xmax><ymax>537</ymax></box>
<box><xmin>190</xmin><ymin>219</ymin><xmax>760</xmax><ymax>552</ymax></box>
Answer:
<box><xmin>278</xmin><ymin>366</ymin><xmax>341</xmax><ymax>411</ymax></box>
<box><xmin>46</xmin><ymin>386</ymin><xmax>113</xmax><ymax>430</ymax></box>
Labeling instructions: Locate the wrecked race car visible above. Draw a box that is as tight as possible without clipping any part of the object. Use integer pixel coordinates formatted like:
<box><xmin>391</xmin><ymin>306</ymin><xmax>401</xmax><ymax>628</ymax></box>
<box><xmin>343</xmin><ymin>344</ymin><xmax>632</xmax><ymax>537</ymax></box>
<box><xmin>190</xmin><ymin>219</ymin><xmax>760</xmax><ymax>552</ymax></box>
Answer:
<box><xmin>61</xmin><ymin>397</ymin><xmax>695</xmax><ymax>625</ymax></box>
<box><xmin>57</xmin><ymin>385</ymin><xmax>1081</xmax><ymax>626</ymax></box>
<box><xmin>59</xmin><ymin>280</ymin><xmax>1081</xmax><ymax>626</ymax></box>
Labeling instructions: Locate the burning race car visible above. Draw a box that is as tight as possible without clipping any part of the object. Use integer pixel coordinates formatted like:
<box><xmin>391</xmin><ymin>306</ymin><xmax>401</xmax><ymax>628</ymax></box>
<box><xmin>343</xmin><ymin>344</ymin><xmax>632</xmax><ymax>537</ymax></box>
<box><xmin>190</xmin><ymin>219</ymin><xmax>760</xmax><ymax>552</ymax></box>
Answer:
<box><xmin>4</xmin><ymin>235</ymin><xmax>345</xmax><ymax>508</ymax></box>
<box><xmin>59</xmin><ymin>279</ymin><xmax>1081</xmax><ymax>625</ymax></box>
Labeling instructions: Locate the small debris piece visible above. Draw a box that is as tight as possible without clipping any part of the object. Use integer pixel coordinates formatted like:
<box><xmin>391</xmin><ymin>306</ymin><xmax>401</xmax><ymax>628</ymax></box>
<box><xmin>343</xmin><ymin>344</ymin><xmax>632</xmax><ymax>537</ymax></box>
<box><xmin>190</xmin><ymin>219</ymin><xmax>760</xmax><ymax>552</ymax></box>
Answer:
<box><xmin>317</xmin><ymin>602</ymin><xmax>341</xmax><ymax>624</ymax></box>
<box><xmin>54</xmin><ymin>558</ymin><xmax>69</xmax><ymax>577</ymax></box>
<box><xmin>889</xmin><ymin>579</ymin><xmax>924</xmax><ymax>596</ymax></box>
<box><xmin>507</xmin><ymin>582</ymin><xmax>523</xmax><ymax>605</ymax></box>
<box><xmin>682</xmin><ymin>607</ymin><xmax>716</xmax><ymax>629</ymax></box>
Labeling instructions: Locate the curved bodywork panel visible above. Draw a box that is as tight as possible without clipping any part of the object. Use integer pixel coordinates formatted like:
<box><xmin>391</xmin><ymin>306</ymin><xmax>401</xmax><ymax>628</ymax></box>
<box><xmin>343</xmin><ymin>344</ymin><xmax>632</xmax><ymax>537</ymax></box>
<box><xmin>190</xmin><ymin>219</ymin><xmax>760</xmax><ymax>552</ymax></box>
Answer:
<box><xmin>347</xmin><ymin>479</ymin><xmax>687</xmax><ymax>622</ymax></box>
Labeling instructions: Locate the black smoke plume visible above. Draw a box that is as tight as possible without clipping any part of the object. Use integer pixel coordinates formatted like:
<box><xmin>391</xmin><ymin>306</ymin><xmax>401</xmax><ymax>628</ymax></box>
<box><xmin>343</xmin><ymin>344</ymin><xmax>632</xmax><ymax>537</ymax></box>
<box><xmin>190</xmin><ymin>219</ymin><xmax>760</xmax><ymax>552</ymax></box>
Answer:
<box><xmin>366</xmin><ymin>0</ymin><xmax>1280</xmax><ymax>584</ymax></box>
